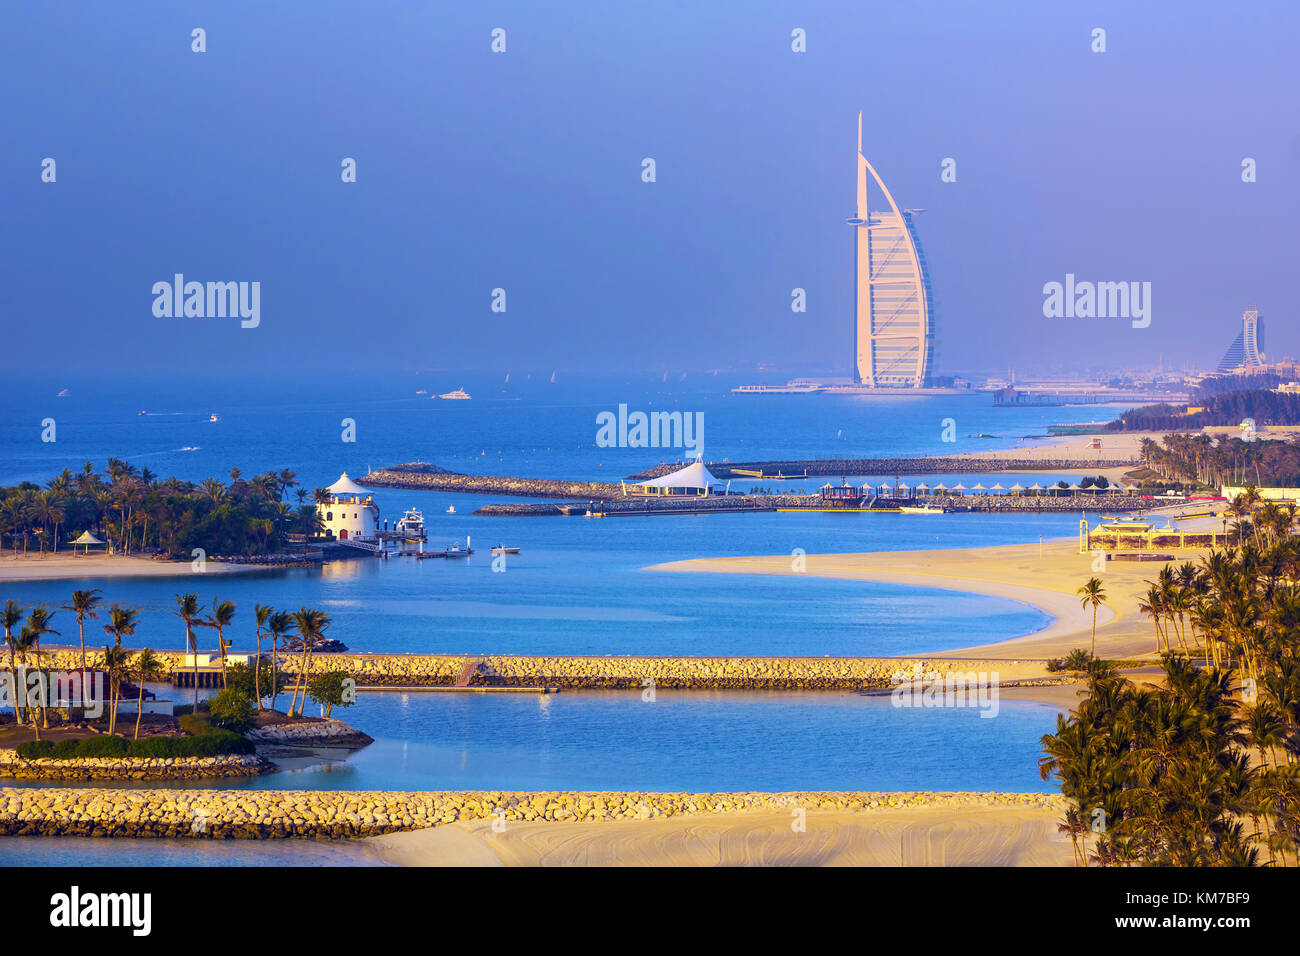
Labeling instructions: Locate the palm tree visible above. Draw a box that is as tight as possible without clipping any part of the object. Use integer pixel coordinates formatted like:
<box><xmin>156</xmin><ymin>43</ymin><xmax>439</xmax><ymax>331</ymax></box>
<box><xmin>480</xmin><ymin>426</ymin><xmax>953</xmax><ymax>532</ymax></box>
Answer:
<box><xmin>174</xmin><ymin>593</ymin><xmax>205</xmax><ymax>710</ymax></box>
<box><xmin>62</xmin><ymin>588</ymin><xmax>102</xmax><ymax>708</ymax></box>
<box><xmin>267</xmin><ymin>609</ymin><xmax>293</xmax><ymax>713</ymax></box>
<box><xmin>253</xmin><ymin>604</ymin><xmax>273</xmax><ymax>711</ymax></box>
<box><xmin>130</xmin><ymin>649</ymin><xmax>164</xmax><ymax>739</ymax></box>
<box><xmin>2</xmin><ymin>599</ymin><xmax>26</xmax><ymax>726</ymax></box>
<box><xmin>25</xmin><ymin>606</ymin><xmax>59</xmax><ymax>729</ymax></box>
<box><xmin>101</xmin><ymin>644</ymin><xmax>130</xmax><ymax>735</ymax></box>
<box><xmin>288</xmin><ymin>607</ymin><xmax>330</xmax><ymax>718</ymax></box>
<box><xmin>11</xmin><ymin>626</ymin><xmax>41</xmax><ymax>739</ymax></box>
<box><xmin>1077</xmin><ymin>578</ymin><xmax>1106</xmax><ymax>658</ymax></box>
<box><xmin>203</xmin><ymin>598</ymin><xmax>236</xmax><ymax>687</ymax></box>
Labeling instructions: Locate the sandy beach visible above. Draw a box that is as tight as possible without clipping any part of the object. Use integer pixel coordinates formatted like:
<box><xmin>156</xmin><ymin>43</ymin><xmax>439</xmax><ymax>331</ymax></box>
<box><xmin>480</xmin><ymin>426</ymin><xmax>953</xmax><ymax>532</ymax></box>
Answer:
<box><xmin>0</xmin><ymin>553</ymin><xmax>262</xmax><ymax>584</ymax></box>
<box><xmin>651</xmin><ymin>535</ymin><xmax>1186</xmax><ymax>662</ymax></box>
<box><xmin>364</xmin><ymin>803</ymin><xmax>1072</xmax><ymax>866</ymax></box>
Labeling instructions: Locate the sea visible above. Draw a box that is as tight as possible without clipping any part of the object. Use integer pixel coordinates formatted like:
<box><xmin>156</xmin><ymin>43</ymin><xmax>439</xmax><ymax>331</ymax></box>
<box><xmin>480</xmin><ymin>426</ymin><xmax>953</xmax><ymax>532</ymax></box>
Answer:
<box><xmin>0</xmin><ymin>373</ymin><xmax>1122</xmax><ymax>865</ymax></box>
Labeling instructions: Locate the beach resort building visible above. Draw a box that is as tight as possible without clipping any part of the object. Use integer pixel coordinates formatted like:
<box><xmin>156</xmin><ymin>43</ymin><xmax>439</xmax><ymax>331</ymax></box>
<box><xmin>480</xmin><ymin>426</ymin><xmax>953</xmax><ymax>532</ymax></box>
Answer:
<box><xmin>848</xmin><ymin>113</ymin><xmax>935</xmax><ymax>388</ymax></box>
<box><xmin>318</xmin><ymin>473</ymin><xmax>379</xmax><ymax>540</ymax></box>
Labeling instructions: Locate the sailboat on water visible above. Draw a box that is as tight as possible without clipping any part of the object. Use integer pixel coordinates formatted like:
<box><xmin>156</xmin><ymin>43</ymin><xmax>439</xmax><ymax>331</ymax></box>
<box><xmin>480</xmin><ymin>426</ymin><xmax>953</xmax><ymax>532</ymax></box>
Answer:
<box><xmin>549</xmin><ymin>370</ymin><xmax>556</xmax><ymax>383</ymax></box>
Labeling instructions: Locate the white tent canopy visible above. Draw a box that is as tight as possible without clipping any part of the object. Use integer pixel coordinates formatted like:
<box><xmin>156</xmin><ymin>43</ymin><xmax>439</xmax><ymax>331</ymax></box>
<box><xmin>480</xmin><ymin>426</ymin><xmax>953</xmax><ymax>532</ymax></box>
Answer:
<box><xmin>637</xmin><ymin>459</ymin><xmax>719</xmax><ymax>491</ymax></box>
<box><xmin>71</xmin><ymin>530</ymin><xmax>103</xmax><ymax>545</ymax></box>
<box><xmin>327</xmin><ymin>472</ymin><xmax>370</xmax><ymax>497</ymax></box>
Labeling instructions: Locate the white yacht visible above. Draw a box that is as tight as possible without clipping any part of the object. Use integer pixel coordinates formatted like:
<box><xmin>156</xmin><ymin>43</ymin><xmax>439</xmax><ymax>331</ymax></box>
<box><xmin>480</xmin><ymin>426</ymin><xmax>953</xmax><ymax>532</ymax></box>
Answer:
<box><xmin>438</xmin><ymin>388</ymin><xmax>471</xmax><ymax>400</ymax></box>
<box><xmin>394</xmin><ymin>507</ymin><xmax>426</xmax><ymax>539</ymax></box>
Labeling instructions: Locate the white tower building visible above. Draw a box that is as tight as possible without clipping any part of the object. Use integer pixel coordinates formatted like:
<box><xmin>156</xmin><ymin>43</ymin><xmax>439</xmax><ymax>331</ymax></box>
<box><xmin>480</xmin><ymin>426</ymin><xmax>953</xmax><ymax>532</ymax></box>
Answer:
<box><xmin>318</xmin><ymin>473</ymin><xmax>379</xmax><ymax>541</ymax></box>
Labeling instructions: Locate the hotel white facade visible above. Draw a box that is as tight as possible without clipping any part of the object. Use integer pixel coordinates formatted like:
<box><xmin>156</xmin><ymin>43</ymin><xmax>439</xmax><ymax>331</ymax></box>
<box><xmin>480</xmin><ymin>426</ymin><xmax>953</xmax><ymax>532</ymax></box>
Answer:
<box><xmin>848</xmin><ymin>114</ymin><xmax>934</xmax><ymax>388</ymax></box>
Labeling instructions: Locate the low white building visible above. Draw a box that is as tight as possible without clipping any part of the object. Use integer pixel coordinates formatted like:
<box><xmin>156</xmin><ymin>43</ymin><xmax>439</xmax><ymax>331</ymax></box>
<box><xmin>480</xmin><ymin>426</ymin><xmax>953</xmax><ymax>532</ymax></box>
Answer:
<box><xmin>318</xmin><ymin>473</ymin><xmax>380</xmax><ymax>540</ymax></box>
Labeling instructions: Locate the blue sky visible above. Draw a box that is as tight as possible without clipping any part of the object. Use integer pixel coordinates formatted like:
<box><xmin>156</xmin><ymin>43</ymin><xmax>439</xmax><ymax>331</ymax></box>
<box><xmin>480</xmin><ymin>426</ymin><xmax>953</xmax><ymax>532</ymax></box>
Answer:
<box><xmin>3</xmin><ymin>0</ymin><xmax>1297</xmax><ymax>379</ymax></box>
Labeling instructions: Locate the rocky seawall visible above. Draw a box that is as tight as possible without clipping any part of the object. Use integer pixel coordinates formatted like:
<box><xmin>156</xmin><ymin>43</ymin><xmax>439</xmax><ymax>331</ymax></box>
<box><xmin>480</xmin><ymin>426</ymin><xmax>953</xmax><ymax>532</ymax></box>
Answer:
<box><xmin>32</xmin><ymin>651</ymin><xmax>1037</xmax><ymax>690</ymax></box>
<box><xmin>477</xmin><ymin>493</ymin><xmax>1147</xmax><ymax>516</ymax></box>
<box><xmin>628</xmin><ymin>456</ymin><xmax>1139</xmax><ymax>480</ymax></box>
<box><xmin>0</xmin><ymin>751</ymin><xmax>272</xmax><ymax>781</ymax></box>
<box><xmin>249</xmin><ymin>718</ymin><xmax>374</xmax><ymax>746</ymax></box>
<box><xmin>359</xmin><ymin>466</ymin><xmax>629</xmax><ymax>501</ymax></box>
<box><xmin>0</xmin><ymin>787</ymin><xmax>1067</xmax><ymax>838</ymax></box>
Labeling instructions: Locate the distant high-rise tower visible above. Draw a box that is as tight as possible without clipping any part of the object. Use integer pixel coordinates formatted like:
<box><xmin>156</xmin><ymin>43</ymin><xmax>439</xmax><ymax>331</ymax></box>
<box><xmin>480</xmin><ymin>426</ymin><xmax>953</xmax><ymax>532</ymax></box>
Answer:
<box><xmin>1216</xmin><ymin>308</ymin><xmax>1266</xmax><ymax>372</ymax></box>
<box><xmin>848</xmin><ymin>113</ymin><xmax>934</xmax><ymax>387</ymax></box>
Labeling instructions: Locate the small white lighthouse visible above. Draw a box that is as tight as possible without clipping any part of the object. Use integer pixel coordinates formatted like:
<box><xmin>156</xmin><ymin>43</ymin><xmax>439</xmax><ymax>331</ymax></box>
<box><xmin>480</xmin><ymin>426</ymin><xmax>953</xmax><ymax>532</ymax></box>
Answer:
<box><xmin>319</xmin><ymin>473</ymin><xmax>379</xmax><ymax>541</ymax></box>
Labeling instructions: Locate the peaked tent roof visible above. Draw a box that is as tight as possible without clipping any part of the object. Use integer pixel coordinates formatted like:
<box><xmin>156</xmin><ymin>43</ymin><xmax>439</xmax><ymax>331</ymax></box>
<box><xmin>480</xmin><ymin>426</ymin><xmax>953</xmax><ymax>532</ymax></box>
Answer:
<box><xmin>327</xmin><ymin>472</ymin><xmax>370</xmax><ymax>496</ymax></box>
<box><xmin>639</xmin><ymin>459</ymin><xmax>719</xmax><ymax>489</ymax></box>
<box><xmin>71</xmin><ymin>530</ymin><xmax>103</xmax><ymax>544</ymax></box>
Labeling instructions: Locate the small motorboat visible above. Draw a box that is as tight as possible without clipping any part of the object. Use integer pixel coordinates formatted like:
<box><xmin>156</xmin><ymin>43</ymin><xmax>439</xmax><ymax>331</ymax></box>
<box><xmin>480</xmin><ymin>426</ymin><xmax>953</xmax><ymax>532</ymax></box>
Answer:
<box><xmin>208</xmin><ymin>413</ymin><xmax>221</xmax><ymax>423</ymax></box>
<box><xmin>446</xmin><ymin>505</ymin><xmax>456</xmax><ymax>514</ymax></box>
<box><xmin>898</xmin><ymin>504</ymin><xmax>948</xmax><ymax>515</ymax></box>
<box><xmin>490</xmin><ymin>545</ymin><xmax>520</xmax><ymax>555</ymax></box>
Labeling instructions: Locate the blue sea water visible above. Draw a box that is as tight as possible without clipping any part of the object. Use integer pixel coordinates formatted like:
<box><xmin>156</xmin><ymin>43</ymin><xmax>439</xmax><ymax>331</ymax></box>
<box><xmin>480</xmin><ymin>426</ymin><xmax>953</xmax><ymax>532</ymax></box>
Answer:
<box><xmin>0</xmin><ymin>376</ymin><xmax>1116</xmax><ymax>865</ymax></box>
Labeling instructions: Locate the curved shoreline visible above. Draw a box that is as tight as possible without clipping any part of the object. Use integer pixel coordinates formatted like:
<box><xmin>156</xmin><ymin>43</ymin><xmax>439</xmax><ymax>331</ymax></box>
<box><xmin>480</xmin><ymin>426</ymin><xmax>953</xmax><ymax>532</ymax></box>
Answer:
<box><xmin>648</xmin><ymin>537</ymin><xmax>1159</xmax><ymax>661</ymax></box>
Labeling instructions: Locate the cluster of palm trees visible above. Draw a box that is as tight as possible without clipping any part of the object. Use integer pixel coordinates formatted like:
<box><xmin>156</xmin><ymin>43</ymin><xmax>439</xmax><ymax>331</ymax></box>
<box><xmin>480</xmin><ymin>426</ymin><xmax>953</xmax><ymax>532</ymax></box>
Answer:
<box><xmin>173</xmin><ymin>593</ymin><xmax>332</xmax><ymax>718</ymax></box>
<box><xmin>1045</xmin><ymin>530</ymin><xmax>1300</xmax><ymax>865</ymax></box>
<box><xmin>2</xmin><ymin>590</ymin><xmax>162</xmax><ymax>740</ymax></box>
<box><xmin>1137</xmin><ymin>433</ymin><xmax>1300</xmax><ymax>489</ymax></box>
<box><xmin>0</xmin><ymin>459</ymin><xmax>327</xmax><ymax>557</ymax></box>
<box><xmin>2</xmin><ymin>586</ymin><xmax>336</xmax><ymax>741</ymax></box>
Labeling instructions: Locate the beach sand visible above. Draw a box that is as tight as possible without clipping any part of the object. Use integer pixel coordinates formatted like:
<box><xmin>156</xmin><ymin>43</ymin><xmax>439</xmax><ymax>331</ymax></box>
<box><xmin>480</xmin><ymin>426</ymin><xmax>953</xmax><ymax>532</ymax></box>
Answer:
<box><xmin>364</xmin><ymin>804</ymin><xmax>1072</xmax><ymax>866</ymax></box>
<box><xmin>0</xmin><ymin>553</ymin><xmax>261</xmax><ymax>584</ymax></box>
<box><xmin>650</xmin><ymin>534</ymin><xmax>1189</xmax><ymax>662</ymax></box>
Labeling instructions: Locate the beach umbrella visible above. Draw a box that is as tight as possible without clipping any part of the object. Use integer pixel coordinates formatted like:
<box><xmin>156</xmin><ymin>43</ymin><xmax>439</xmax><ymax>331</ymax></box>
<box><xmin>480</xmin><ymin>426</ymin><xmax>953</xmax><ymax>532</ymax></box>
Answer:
<box><xmin>1008</xmin><ymin>483</ymin><xmax>1024</xmax><ymax>494</ymax></box>
<box><xmin>951</xmin><ymin>483</ymin><xmax>966</xmax><ymax>496</ymax></box>
<box><xmin>932</xmin><ymin>482</ymin><xmax>948</xmax><ymax>492</ymax></box>
<box><xmin>972</xmin><ymin>483</ymin><xmax>986</xmax><ymax>495</ymax></box>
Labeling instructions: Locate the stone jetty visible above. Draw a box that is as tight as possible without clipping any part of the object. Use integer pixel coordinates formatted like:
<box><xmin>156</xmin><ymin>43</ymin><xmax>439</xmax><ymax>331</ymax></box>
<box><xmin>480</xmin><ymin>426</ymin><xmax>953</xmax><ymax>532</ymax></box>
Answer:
<box><xmin>627</xmin><ymin>456</ymin><xmax>1138</xmax><ymax>480</ymax></box>
<box><xmin>359</xmin><ymin>463</ymin><xmax>629</xmax><ymax>501</ymax></box>
<box><xmin>33</xmin><ymin>649</ymin><xmax>1037</xmax><ymax>690</ymax></box>
<box><xmin>0</xmin><ymin>787</ymin><xmax>1067</xmax><ymax>838</ymax></box>
<box><xmin>0</xmin><ymin>751</ymin><xmax>273</xmax><ymax>781</ymax></box>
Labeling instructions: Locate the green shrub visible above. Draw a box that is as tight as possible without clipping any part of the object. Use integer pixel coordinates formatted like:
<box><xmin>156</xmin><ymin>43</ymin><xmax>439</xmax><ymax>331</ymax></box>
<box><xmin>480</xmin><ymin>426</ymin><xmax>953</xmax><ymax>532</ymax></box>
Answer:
<box><xmin>307</xmin><ymin>670</ymin><xmax>356</xmax><ymax>718</ymax></box>
<box><xmin>126</xmin><ymin>732</ymin><xmax>253</xmax><ymax>758</ymax></box>
<box><xmin>17</xmin><ymin>732</ymin><xmax>252</xmax><ymax>760</ymax></box>
<box><xmin>207</xmin><ymin>687</ymin><xmax>254</xmax><ymax>734</ymax></box>
<box><xmin>16</xmin><ymin>739</ymin><xmax>54</xmax><ymax>759</ymax></box>
<box><xmin>178</xmin><ymin>713</ymin><xmax>213</xmax><ymax>736</ymax></box>
<box><xmin>51</xmin><ymin>739</ymin><xmax>82</xmax><ymax>758</ymax></box>
<box><xmin>74</xmin><ymin>735</ymin><xmax>129</xmax><ymax>758</ymax></box>
<box><xmin>226</xmin><ymin>660</ymin><xmax>286</xmax><ymax>703</ymax></box>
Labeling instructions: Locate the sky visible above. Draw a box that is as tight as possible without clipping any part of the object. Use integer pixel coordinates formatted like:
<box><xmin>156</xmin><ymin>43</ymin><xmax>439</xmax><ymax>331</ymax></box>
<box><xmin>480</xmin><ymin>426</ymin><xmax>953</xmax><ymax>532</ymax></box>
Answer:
<box><xmin>2</xmin><ymin>0</ymin><xmax>1297</xmax><ymax>380</ymax></box>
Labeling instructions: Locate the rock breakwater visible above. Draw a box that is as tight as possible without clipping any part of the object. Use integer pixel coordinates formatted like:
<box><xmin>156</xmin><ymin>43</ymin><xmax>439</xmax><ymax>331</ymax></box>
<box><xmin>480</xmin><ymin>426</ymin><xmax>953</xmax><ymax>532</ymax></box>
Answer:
<box><xmin>0</xmin><ymin>787</ymin><xmax>1066</xmax><ymax>838</ymax></box>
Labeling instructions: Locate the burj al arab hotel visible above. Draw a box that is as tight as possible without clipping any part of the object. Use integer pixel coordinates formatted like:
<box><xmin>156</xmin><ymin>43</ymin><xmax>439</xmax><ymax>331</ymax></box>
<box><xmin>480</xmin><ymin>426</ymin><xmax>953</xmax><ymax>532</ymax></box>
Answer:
<box><xmin>847</xmin><ymin>114</ymin><xmax>935</xmax><ymax>388</ymax></box>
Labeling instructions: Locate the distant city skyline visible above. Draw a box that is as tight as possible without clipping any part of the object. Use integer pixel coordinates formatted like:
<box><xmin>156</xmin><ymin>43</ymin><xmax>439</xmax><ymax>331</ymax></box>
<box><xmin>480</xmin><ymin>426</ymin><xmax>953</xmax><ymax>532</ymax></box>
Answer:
<box><xmin>3</xmin><ymin>1</ymin><xmax>1296</xmax><ymax>381</ymax></box>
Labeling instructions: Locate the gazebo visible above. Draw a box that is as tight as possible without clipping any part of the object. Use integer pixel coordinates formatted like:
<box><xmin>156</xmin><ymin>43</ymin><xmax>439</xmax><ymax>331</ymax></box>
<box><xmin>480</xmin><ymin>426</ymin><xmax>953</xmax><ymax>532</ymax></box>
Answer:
<box><xmin>70</xmin><ymin>530</ymin><xmax>105</xmax><ymax>554</ymax></box>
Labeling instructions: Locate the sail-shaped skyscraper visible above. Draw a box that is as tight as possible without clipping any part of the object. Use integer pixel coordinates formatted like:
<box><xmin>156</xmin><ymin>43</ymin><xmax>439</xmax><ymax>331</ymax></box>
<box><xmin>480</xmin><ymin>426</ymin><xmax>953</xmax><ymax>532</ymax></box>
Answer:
<box><xmin>847</xmin><ymin>114</ymin><xmax>934</xmax><ymax>387</ymax></box>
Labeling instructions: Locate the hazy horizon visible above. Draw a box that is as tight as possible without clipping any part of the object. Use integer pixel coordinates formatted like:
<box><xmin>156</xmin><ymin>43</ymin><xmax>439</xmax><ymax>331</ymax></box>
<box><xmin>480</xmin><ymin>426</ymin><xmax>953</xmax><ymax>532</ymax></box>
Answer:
<box><xmin>4</xmin><ymin>0</ymin><xmax>1296</xmax><ymax>380</ymax></box>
